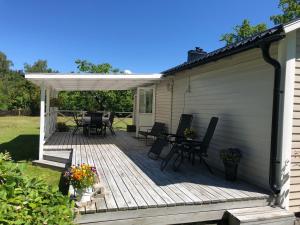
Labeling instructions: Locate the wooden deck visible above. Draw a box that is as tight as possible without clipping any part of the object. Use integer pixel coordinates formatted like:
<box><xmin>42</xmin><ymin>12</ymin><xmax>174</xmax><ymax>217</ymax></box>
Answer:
<box><xmin>44</xmin><ymin>131</ymin><xmax>271</xmax><ymax>225</ymax></box>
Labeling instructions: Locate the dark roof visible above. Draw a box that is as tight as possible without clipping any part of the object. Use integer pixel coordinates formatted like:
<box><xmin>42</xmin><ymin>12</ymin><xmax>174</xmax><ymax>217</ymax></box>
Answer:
<box><xmin>162</xmin><ymin>25</ymin><xmax>285</xmax><ymax>76</ymax></box>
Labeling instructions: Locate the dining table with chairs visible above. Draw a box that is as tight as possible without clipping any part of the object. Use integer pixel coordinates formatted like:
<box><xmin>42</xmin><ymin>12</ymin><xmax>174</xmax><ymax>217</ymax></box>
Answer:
<box><xmin>73</xmin><ymin>111</ymin><xmax>115</xmax><ymax>136</ymax></box>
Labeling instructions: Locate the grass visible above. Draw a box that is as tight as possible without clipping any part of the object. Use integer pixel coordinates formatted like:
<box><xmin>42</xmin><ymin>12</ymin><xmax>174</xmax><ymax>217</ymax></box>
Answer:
<box><xmin>0</xmin><ymin>116</ymin><xmax>61</xmax><ymax>187</ymax></box>
<box><xmin>0</xmin><ymin>115</ymin><xmax>132</xmax><ymax>188</ymax></box>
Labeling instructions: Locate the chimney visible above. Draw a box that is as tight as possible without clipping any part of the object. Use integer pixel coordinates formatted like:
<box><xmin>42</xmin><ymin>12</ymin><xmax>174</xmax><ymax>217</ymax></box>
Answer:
<box><xmin>187</xmin><ymin>47</ymin><xmax>207</xmax><ymax>62</ymax></box>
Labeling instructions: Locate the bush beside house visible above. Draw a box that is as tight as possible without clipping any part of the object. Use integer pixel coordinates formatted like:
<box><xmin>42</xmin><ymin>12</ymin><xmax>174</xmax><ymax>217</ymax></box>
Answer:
<box><xmin>0</xmin><ymin>152</ymin><xmax>74</xmax><ymax>224</ymax></box>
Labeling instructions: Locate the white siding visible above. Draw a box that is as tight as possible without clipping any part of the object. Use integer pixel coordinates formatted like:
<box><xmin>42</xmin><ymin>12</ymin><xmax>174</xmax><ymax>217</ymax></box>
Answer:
<box><xmin>155</xmin><ymin>80</ymin><xmax>172</xmax><ymax>132</ymax></box>
<box><xmin>171</xmin><ymin>45</ymin><xmax>278</xmax><ymax>189</ymax></box>
<box><xmin>290</xmin><ymin>29</ymin><xmax>300</xmax><ymax>212</ymax></box>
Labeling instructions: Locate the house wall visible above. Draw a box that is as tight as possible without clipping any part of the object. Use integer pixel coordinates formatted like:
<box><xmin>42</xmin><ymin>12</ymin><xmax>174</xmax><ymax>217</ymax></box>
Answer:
<box><xmin>155</xmin><ymin>79</ymin><xmax>172</xmax><ymax>132</ymax></box>
<box><xmin>290</xmin><ymin>29</ymin><xmax>300</xmax><ymax>212</ymax></box>
<box><xmin>160</xmin><ymin>44</ymin><xmax>278</xmax><ymax>189</ymax></box>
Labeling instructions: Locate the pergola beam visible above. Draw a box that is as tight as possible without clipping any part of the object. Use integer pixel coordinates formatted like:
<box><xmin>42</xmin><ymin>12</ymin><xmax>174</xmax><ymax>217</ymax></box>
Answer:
<box><xmin>39</xmin><ymin>84</ymin><xmax>45</xmax><ymax>160</ymax></box>
<box><xmin>25</xmin><ymin>73</ymin><xmax>162</xmax><ymax>91</ymax></box>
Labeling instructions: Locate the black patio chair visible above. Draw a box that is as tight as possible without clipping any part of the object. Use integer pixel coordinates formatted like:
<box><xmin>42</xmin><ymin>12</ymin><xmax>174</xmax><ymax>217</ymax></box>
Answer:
<box><xmin>172</xmin><ymin>117</ymin><xmax>219</xmax><ymax>173</ymax></box>
<box><xmin>104</xmin><ymin>112</ymin><xmax>116</xmax><ymax>136</ymax></box>
<box><xmin>147</xmin><ymin>136</ymin><xmax>168</xmax><ymax>160</ymax></box>
<box><xmin>160</xmin><ymin>114</ymin><xmax>193</xmax><ymax>171</ymax></box>
<box><xmin>138</xmin><ymin>122</ymin><xmax>166</xmax><ymax>145</ymax></box>
<box><xmin>88</xmin><ymin>112</ymin><xmax>103</xmax><ymax>136</ymax></box>
<box><xmin>72</xmin><ymin>113</ymin><xmax>85</xmax><ymax>136</ymax></box>
<box><xmin>165</xmin><ymin>114</ymin><xmax>193</xmax><ymax>145</ymax></box>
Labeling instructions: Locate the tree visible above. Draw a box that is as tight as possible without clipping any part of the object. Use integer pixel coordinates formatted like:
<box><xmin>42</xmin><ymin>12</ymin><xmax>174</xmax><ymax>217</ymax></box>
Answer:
<box><xmin>270</xmin><ymin>0</ymin><xmax>300</xmax><ymax>24</ymax></box>
<box><xmin>220</xmin><ymin>19</ymin><xmax>267</xmax><ymax>45</ymax></box>
<box><xmin>0</xmin><ymin>51</ymin><xmax>13</xmax><ymax>76</ymax></box>
<box><xmin>24</xmin><ymin>60</ymin><xmax>56</xmax><ymax>73</ymax></box>
<box><xmin>24</xmin><ymin>60</ymin><xmax>57</xmax><ymax>115</ymax></box>
<box><xmin>58</xmin><ymin>60</ymin><xmax>133</xmax><ymax>112</ymax></box>
<box><xmin>220</xmin><ymin>0</ymin><xmax>300</xmax><ymax>45</ymax></box>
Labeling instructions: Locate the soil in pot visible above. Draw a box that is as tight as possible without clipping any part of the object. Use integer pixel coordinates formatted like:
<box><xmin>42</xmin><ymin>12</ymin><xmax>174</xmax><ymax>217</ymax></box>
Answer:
<box><xmin>223</xmin><ymin>161</ymin><xmax>238</xmax><ymax>181</ymax></box>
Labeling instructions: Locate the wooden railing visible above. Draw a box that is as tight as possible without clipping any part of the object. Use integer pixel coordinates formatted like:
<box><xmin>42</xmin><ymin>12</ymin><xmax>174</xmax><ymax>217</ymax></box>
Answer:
<box><xmin>55</xmin><ymin>110</ymin><xmax>133</xmax><ymax>129</ymax></box>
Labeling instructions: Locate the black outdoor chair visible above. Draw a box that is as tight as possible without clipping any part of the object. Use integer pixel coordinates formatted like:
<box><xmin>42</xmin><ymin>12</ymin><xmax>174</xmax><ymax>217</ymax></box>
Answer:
<box><xmin>147</xmin><ymin>136</ymin><xmax>168</xmax><ymax>160</ymax></box>
<box><xmin>172</xmin><ymin>117</ymin><xmax>219</xmax><ymax>173</ymax></box>
<box><xmin>160</xmin><ymin>114</ymin><xmax>193</xmax><ymax>170</ymax></box>
<box><xmin>104</xmin><ymin>112</ymin><xmax>116</xmax><ymax>136</ymax></box>
<box><xmin>72</xmin><ymin>113</ymin><xmax>85</xmax><ymax>136</ymax></box>
<box><xmin>88</xmin><ymin>112</ymin><xmax>103</xmax><ymax>136</ymax></box>
<box><xmin>165</xmin><ymin>114</ymin><xmax>193</xmax><ymax>146</ymax></box>
<box><xmin>138</xmin><ymin>122</ymin><xmax>166</xmax><ymax>145</ymax></box>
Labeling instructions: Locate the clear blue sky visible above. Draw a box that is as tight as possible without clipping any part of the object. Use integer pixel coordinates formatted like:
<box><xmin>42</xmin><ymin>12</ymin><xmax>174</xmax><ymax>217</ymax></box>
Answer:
<box><xmin>0</xmin><ymin>0</ymin><xmax>280</xmax><ymax>73</ymax></box>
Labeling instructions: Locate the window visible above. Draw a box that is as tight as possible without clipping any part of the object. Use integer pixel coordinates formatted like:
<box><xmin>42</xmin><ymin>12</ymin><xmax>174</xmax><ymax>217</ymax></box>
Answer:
<box><xmin>139</xmin><ymin>89</ymin><xmax>153</xmax><ymax>113</ymax></box>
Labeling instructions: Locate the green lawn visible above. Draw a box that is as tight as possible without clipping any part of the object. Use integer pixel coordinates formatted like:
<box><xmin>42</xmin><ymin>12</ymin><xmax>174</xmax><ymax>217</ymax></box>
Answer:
<box><xmin>0</xmin><ymin>116</ymin><xmax>61</xmax><ymax>187</ymax></box>
<box><xmin>0</xmin><ymin>115</ymin><xmax>132</xmax><ymax>188</ymax></box>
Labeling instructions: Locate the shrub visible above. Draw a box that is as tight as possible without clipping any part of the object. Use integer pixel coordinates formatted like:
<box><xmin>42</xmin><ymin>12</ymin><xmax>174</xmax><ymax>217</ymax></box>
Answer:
<box><xmin>0</xmin><ymin>152</ymin><xmax>74</xmax><ymax>224</ymax></box>
<box><xmin>57</xmin><ymin>122</ymin><xmax>69</xmax><ymax>132</ymax></box>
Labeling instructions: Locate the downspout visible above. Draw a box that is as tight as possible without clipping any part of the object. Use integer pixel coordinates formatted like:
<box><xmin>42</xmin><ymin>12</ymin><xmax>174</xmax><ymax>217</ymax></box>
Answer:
<box><xmin>260</xmin><ymin>41</ymin><xmax>282</xmax><ymax>196</ymax></box>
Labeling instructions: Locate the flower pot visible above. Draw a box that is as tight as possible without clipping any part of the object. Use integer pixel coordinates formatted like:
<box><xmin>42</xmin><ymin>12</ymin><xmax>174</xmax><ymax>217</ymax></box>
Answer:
<box><xmin>75</xmin><ymin>187</ymin><xmax>93</xmax><ymax>203</ymax></box>
<box><xmin>223</xmin><ymin>161</ymin><xmax>238</xmax><ymax>181</ymax></box>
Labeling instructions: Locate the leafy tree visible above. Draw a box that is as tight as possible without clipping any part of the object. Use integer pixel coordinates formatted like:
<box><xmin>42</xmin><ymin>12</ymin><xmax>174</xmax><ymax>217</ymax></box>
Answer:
<box><xmin>270</xmin><ymin>0</ymin><xmax>300</xmax><ymax>24</ymax></box>
<box><xmin>220</xmin><ymin>19</ymin><xmax>267</xmax><ymax>45</ymax></box>
<box><xmin>24</xmin><ymin>60</ymin><xmax>57</xmax><ymax>73</ymax></box>
<box><xmin>0</xmin><ymin>52</ymin><xmax>30</xmax><ymax>111</ymax></box>
<box><xmin>24</xmin><ymin>60</ymin><xmax>57</xmax><ymax>115</ymax></box>
<box><xmin>59</xmin><ymin>60</ymin><xmax>133</xmax><ymax>112</ymax></box>
<box><xmin>0</xmin><ymin>51</ymin><xmax>12</xmax><ymax>76</ymax></box>
<box><xmin>220</xmin><ymin>0</ymin><xmax>300</xmax><ymax>45</ymax></box>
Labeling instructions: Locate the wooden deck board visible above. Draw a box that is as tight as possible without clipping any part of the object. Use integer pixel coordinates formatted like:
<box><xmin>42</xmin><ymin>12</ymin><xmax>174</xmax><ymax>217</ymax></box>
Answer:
<box><xmin>44</xmin><ymin>131</ymin><xmax>270</xmax><ymax>216</ymax></box>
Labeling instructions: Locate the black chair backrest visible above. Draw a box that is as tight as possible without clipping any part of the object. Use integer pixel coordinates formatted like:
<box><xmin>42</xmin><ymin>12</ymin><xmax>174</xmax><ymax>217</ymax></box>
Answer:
<box><xmin>201</xmin><ymin>117</ymin><xmax>218</xmax><ymax>154</ymax></box>
<box><xmin>90</xmin><ymin>112</ymin><xmax>103</xmax><ymax>127</ymax></box>
<box><xmin>148</xmin><ymin>136</ymin><xmax>168</xmax><ymax>159</ymax></box>
<box><xmin>176</xmin><ymin>114</ymin><xmax>193</xmax><ymax>137</ymax></box>
<box><xmin>109</xmin><ymin>112</ymin><xmax>115</xmax><ymax>125</ymax></box>
<box><xmin>151</xmin><ymin>122</ymin><xmax>166</xmax><ymax>136</ymax></box>
<box><xmin>73</xmin><ymin>113</ymin><xmax>80</xmax><ymax>125</ymax></box>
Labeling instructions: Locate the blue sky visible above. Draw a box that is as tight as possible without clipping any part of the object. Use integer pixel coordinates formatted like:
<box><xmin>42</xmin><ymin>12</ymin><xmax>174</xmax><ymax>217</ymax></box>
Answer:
<box><xmin>0</xmin><ymin>0</ymin><xmax>280</xmax><ymax>73</ymax></box>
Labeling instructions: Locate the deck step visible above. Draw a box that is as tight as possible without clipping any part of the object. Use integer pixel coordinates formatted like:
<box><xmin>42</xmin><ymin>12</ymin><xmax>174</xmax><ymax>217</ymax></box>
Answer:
<box><xmin>32</xmin><ymin>159</ymin><xmax>67</xmax><ymax>172</ymax></box>
<box><xmin>227</xmin><ymin>206</ymin><xmax>295</xmax><ymax>225</ymax></box>
<box><xmin>43</xmin><ymin>150</ymin><xmax>71</xmax><ymax>164</ymax></box>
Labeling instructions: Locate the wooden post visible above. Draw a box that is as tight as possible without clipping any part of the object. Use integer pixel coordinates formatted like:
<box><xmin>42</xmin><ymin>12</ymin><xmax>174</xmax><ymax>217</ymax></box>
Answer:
<box><xmin>39</xmin><ymin>84</ymin><xmax>46</xmax><ymax>160</ymax></box>
<box><xmin>45</xmin><ymin>88</ymin><xmax>50</xmax><ymax>138</ymax></box>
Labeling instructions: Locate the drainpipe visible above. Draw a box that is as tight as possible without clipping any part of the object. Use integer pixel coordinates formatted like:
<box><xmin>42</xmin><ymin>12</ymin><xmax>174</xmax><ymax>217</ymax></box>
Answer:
<box><xmin>260</xmin><ymin>41</ymin><xmax>282</xmax><ymax>196</ymax></box>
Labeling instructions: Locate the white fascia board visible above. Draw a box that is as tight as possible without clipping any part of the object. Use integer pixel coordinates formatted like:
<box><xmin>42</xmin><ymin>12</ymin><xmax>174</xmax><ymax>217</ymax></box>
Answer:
<box><xmin>25</xmin><ymin>73</ymin><xmax>162</xmax><ymax>80</ymax></box>
<box><xmin>284</xmin><ymin>18</ymin><xmax>300</xmax><ymax>33</ymax></box>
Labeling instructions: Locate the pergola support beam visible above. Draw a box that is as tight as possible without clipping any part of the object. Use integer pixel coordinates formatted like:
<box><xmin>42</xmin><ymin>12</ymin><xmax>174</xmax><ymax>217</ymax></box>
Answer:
<box><xmin>39</xmin><ymin>84</ymin><xmax>46</xmax><ymax>160</ymax></box>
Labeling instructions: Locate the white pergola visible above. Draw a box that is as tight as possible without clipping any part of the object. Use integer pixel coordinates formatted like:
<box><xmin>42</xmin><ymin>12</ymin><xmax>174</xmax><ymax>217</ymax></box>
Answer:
<box><xmin>25</xmin><ymin>73</ymin><xmax>162</xmax><ymax>160</ymax></box>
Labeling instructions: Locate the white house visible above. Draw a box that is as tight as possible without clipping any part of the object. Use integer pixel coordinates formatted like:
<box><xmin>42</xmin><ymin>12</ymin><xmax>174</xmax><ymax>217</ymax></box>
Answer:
<box><xmin>25</xmin><ymin>18</ymin><xmax>300</xmax><ymax>224</ymax></box>
<box><xmin>151</xmin><ymin>18</ymin><xmax>300</xmax><ymax>212</ymax></box>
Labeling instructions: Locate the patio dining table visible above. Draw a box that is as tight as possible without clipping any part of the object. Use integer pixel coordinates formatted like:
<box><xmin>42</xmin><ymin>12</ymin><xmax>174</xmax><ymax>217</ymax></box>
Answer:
<box><xmin>81</xmin><ymin>116</ymin><xmax>110</xmax><ymax>136</ymax></box>
<box><xmin>82</xmin><ymin>116</ymin><xmax>110</xmax><ymax>126</ymax></box>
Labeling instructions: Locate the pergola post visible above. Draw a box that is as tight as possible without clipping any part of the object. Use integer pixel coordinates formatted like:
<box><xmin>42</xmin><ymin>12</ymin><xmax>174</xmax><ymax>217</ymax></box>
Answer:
<box><xmin>39</xmin><ymin>84</ymin><xmax>46</xmax><ymax>160</ymax></box>
<box><xmin>45</xmin><ymin>87</ymin><xmax>50</xmax><ymax>139</ymax></box>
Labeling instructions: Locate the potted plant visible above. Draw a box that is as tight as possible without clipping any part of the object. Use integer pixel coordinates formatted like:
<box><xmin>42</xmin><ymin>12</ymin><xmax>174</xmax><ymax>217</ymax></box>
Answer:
<box><xmin>184</xmin><ymin>128</ymin><xmax>196</xmax><ymax>140</ymax></box>
<box><xmin>64</xmin><ymin>163</ymin><xmax>98</xmax><ymax>204</ymax></box>
<box><xmin>220</xmin><ymin>148</ymin><xmax>242</xmax><ymax>181</ymax></box>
